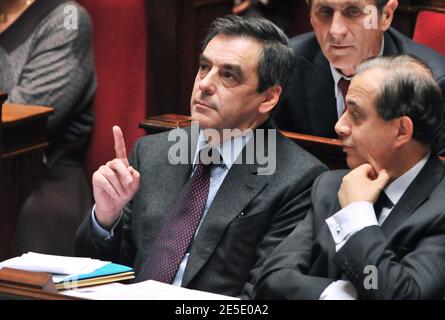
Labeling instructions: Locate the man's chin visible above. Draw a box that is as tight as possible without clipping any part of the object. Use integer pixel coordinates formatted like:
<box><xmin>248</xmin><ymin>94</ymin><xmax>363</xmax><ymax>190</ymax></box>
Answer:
<box><xmin>329</xmin><ymin>57</ymin><xmax>359</xmax><ymax>74</ymax></box>
<box><xmin>346</xmin><ymin>156</ymin><xmax>364</xmax><ymax>170</ymax></box>
<box><xmin>190</xmin><ymin>114</ymin><xmax>213</xmax><ymax>129</ymax></box>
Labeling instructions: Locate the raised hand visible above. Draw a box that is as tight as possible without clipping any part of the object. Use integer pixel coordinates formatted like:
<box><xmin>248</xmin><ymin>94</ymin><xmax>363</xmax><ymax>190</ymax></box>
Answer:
<box><xmin>92</xmin><ymin>126</ymin><xmax>140</xmax><ymax>229</ymax></box>
<box><xmin>338</xmin><ymin>164</ymin><xmax>390</xmax><ymax>209</ymax></box>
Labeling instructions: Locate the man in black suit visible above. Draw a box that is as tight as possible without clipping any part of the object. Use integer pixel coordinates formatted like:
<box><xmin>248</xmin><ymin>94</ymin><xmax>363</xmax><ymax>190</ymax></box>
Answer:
<box><xmin>75</xmin><ymin>15</ymin><xmax>326</xmax><ymax>297</ymax></box>
<box><xmin>251</xmin><ymin>55</ymin><xmax>445</xmax><ymax>299</ymax></box>
<box><xmin>273</xmin><ymin>0</ymin><xmax>445</xmax><ymax>147</ymax></box>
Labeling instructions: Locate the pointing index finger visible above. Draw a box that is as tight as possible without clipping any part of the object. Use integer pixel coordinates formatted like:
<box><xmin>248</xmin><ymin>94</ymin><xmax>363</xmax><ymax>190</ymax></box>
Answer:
<box><xmin>113</xmin><ymin>125</ymin><xmax>129</xmax><ymax>166</ymax></box>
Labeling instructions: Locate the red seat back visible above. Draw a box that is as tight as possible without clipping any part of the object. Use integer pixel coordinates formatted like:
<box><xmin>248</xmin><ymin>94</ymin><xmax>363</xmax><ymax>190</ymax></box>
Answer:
<box><xmin>77</xmin><ymin>0</ymin><xmax>148</xmax><ymax>177</ymax></box>
<box><xmin>413</xmin><ymin>10</ymin><xmax>445</xmax><ymax>56</ymax></box>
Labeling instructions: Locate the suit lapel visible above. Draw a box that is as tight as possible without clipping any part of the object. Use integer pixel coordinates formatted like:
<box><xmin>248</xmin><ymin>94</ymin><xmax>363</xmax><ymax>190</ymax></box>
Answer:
<box><xmin>383</xmin><ymin>29</ymin><xmax>400</xmax><ymax>56</ymax></box>
<box><xmin>381</xmin><ymin>155</ymin><xmax>444</xmax><ymax>235</ymax></box>
<box><xmin>181</xmin><ymin>129</ymin><xmax>274</xmax><ymax>286</ymax></box>
<box><xmin>302</xmin><ymin>52</ymin><xmax>338</xmax><ymax>137</ymax></box>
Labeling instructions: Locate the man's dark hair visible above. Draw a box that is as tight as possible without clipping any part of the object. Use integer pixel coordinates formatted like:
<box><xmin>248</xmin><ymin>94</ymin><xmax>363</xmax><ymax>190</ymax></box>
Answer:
<box><xmin>357</xmin><ymin>55</ymin><xmax>445</xmax><ymax>149</ymax></box>
<box><xmin>306</xmin><ymin>0</ymin><xmax>390</xmax><ymax>12</ymax></box>
<box><xmin>202</xmin><ymin>14</ymin><xmax>295</xmax><ymax>96</ymax></box>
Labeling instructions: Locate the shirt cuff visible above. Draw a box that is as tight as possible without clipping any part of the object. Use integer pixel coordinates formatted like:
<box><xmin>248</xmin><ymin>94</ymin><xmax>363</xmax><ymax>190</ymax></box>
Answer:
<box><xmin>325</xmin><ymin>201</ymin><xmax>378</xmax><ymax>251</ymax></box>
<box><xmin>320</xmin><ymin>280</ymin><xmax>358</xmax><ymax>300</ymax></box>
<box><xmin>90</xmin><ymin>204</ymin><xmax>123</xmax><ymax>240</ymax></box>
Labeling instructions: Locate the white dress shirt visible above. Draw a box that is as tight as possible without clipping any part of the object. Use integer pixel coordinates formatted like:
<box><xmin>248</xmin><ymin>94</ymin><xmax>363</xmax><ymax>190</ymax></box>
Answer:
<box><xmin>321</xmin><ymin>153</ymin><xmax>430</xmax><ymax>299</ymax></box>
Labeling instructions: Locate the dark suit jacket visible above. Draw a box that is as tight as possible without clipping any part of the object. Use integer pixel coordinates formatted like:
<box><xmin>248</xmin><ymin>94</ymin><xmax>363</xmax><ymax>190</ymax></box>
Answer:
<box><xmin>273</xmin><ymin>28</ymin><xmax>445</xmax><ymax>140</ymax></box>
<box><xmin>75</xmin><ymin>124</ymin><xmax>326</xmax><ymax>297</ymax></box>
<box><xmin>252</xmin><ymin>154</ymin><xmax>445</xmax><ymax>299</ymax></box>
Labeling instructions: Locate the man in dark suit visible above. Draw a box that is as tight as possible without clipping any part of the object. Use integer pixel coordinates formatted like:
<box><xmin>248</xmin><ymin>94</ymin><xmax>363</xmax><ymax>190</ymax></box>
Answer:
<box><xmin>273</xmin><ymin>0</ymin><xmax>445</xmax><ymax>146</ymax></box>
<box><xmin>251</xmin><ymin>55</ymin><xmax>445</xmax><ymax>299</ymax></box>
<box><xmin>75</xmin><ymin>15</ymin><xmax>326</xmax><ymax>297</ymax></box>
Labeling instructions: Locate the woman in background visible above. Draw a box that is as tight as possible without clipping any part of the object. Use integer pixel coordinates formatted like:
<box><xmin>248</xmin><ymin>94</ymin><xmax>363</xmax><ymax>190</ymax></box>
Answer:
<box><xmin>0</xmin><ymin>0</ymin><xmax>96</xmax><ymax>255</ymax></box>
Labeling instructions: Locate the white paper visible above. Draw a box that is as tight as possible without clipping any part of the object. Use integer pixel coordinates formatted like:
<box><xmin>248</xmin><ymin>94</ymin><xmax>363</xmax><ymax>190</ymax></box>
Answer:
<box><xmin>0</xmin><ymin>252</ymin><xmax>109</xmax><ymax>276</ymax></box>
<box><xmin>61</xmin><ymin>280</ymin><xmax>240</xmax><ymax>300</ymax></box>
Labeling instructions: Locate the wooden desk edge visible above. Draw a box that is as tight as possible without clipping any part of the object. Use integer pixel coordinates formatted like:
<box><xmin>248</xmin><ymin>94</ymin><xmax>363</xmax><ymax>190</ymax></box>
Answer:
<box><xmin>0</xmin><ymin>283</ymin><xmax>81</xmax><ymax>300</ymax></box>
<box><xmin>2</xmin><ymin>104</ymin><xmax>54</xmax><ymax>124</ymax></box>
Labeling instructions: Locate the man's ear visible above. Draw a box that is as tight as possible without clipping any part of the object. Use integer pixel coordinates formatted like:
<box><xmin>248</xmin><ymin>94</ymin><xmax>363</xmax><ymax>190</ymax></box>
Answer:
<box><xmin>258</xmin><ymin>85</ymin><xmax>282</xmax><ymax>115</ymax></box>
<box><xmin>380</xmin><ymin>0</ymin><xmax>398</xmax><ymax>32</ymax></box>
<box><xmin>394</xmin><ymin>115</ymin><xmax>413</xmax><ymax>147</ymax></box>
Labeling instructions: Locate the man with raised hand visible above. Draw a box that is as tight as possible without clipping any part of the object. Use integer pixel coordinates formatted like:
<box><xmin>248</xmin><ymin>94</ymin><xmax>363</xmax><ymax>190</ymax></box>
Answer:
<box><xmin>75</xmin><ymin>15</ymin><xmax>326</xmax><ymax>297</ymax></box>
<box><xmin>252</xmin><ymin>55</ymin><xmax>445</xmax><ymax>300</ymax></box>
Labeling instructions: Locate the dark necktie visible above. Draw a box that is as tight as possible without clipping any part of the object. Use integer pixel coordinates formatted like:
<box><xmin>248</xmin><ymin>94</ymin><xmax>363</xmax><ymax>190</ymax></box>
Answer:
<box><xmin>135</xmin><ymin>149</ymin><xmax>212</xmax><ymax>284</ymax></box>
<box><xmin>338</xmin><ymin>78</ymin><xmax>351</xmax><ymax>113</ymax></box>
<box><xmin>373</xmin><ymin>192</ymin><xmax>394</xmax><ymax>221</ymax></box>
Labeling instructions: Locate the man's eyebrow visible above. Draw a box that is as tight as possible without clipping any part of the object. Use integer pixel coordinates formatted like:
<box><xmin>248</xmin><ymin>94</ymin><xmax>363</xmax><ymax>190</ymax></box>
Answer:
<box><xmin>315</xmin><ymin>0</ymin><xmax>364</xmax><ymax>7</ymax></box>
<box><xmin>221</xmin><ymin>64</ymin><xmax>243</xmax><ymax>79</ymax></box>
<box><xmin>199</xmin><ymin>54</ymin><xmax>211</xmax><ymax>64</ymax></box>
<box><xmin>346</xmin><ymin>99</ymin><xmax>361</xmax><ymax>111</ymax></box>
<box><xmin>199</xmin><ymin>54</ymin><xmax>244</xmax><ymax>80</ymax></box>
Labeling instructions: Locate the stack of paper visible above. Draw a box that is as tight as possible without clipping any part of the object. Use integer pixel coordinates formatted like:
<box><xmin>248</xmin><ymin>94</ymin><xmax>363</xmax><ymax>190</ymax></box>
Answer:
<box><xmin>0</xmin><ymin>252</ymin><xmax>134</xmax><ymax>290</ymax></box>
<box><xmin>61</xmin><ymin>280</ymin><xmax>240</xmax><ymax>300</ymax></box>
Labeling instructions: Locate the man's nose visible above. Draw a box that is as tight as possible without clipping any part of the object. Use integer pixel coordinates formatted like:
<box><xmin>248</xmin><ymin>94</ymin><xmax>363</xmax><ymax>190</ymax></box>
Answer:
<box><xmin>335</xmin><ymin>112</ymin><xmax>351</xmax><ymax>138</ymax></box>
<box><xmin>329</xmin><ymin>11</ymin><xmax>348</xmax><ymax>39</ymax></box>
<box><xmin>198</xmin><ymin>70</ymin><xmax>217</xmax><ymax>95</ymax></box>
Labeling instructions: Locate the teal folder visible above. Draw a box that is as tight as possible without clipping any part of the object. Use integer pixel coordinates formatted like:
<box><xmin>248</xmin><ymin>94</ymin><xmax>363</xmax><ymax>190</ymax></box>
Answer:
<box><xmin>58</xmin><ymin>263</ymin><xmax>134</xmax><ymax>283</ymax></box>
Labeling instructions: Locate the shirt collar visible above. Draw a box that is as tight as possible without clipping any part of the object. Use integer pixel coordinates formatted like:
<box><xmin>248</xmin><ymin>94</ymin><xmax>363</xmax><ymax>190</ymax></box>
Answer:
<box><xmin>192</xmin><ymin>130</ymin><xmax>253</xmax><ymax>170</ymax></box>
<box><xmin>384</xmin><ymin>152</ymin><xmax>430</xmax><ymax>206</ymax></box>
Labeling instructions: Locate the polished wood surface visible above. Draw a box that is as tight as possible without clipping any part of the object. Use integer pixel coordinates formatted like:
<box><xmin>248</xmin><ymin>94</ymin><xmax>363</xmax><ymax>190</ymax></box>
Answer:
<box><xmin>0</xmin><ymin>268</ymin><xmax>57</xmax><ymax>293</ymax></box>
<box><xmin>0</xmin><ymin>104</ymin><xmax>53</xmax><ymax>261</ymax></box>
<box><xmin>2</xmin><ymin>104</ymin><xmax>53</xmax><ymax>158</ymax></box>
<box><xmin>0</xmin><ymin>267</ymin><xmax>77</xmax><ymax>300</ymax></box>
<box><xmin>280</xmin><ymin>130</ymin><xmax>346</xmax><ymax>169</ymax></box>
<box><xmin>2</xmin><ymin>104</ymin><xmax>53</xmax><ymax>123</ymax></box>
<box><xmin>0</xmin><ymin>283</ymin><xmax>78</xmax><ymax>300</ymax></box>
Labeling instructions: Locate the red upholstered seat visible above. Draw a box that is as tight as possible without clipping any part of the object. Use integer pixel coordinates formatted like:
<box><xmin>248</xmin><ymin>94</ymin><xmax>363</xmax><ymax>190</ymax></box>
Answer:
<box><xmin>413</xmin><ymin>10</ymin><xmax>445</xmax><ymax>56</ymax></box>
<box><xmin>77</xmin><ymin>0</ymin><xmax>148</xmax><ymax>177</ymax></box>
